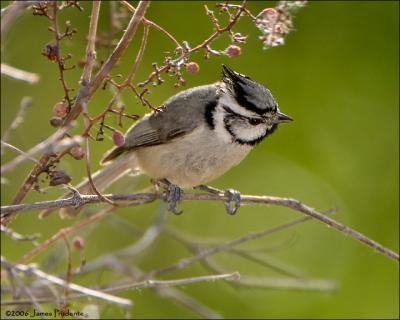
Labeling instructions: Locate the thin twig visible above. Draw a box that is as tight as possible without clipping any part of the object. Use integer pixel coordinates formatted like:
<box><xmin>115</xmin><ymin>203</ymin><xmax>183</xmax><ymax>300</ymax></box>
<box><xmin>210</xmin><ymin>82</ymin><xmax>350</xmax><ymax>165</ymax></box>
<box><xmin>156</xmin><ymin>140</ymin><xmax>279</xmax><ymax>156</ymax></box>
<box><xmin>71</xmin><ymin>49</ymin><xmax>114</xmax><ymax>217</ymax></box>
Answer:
<box><xmin>1</xmin><ymin>125</ymin><xmax>76</xmax><ymax>175</ymax></box>
<box><xmin>1</xmin><ymin>63</ymin><xmax>40</xmax><ymax>84</ymax></box>
<box><xmin>1</xmin><ymin>256</ymin><xmax>132</xmax><ymax>307</ymax></box>
<box><xmin>101</xmin><ymin>272</ymin><xmax>240</xmax><ymax>293</ymax></box>
<box><xmin>120</xmin><ymin>1</ymin><xmax>181</xmax><ymax>49</ymax></box>
<box><xmin>1</xmin><ymin>141</ymin><xmax>40</xmax><ymax>165</ymax></box>
<box><xmin>144</xmin><ymin>216</ymin><xmax>313</xmax><ymax>279</ymax></box>
<box><xmin>10</xmin><ymin>1</ymin><xmax>149</xmax><ymax>211</ymax></box>
<box><xmin>80</xmin><ymin>1</ymin><xmax>101</xmax><ymax>86</ymax></box>
<box><xmin>0</xmin><ymin>272</ymin><xmax>238</xmax><ymax>308</ymax></box>
<box><xmin>9</xmin><ymin>268</ymin><xmax>45</xmax><ymax>319</ymax></box>
<box><xmin>0</xmin><ymin>224</ymin><xmax>40</xmax><ymax>243</ymax></box>
<box><xmin>63</xmin><ymin>1</ymin><xmax>150</xmax><ymax>125</ymax></box>
<box><xmin>1</xmin><ymin>96</ymin><xmax>32</xmax><ymax>154</ymax></box>
<box><xmin>50</xmin><ymin>2</ymin><xmax>73</xmax><ymax>107</ymax></box>
<box><xmin>17</xmin><ymin>207</ymin><xmax>115</xmax><ymax>264</ymax></box>
<box><xmin>1</xmin><ymin>0</ymin><xmax>32</xmax><ymax>36</ymax></box>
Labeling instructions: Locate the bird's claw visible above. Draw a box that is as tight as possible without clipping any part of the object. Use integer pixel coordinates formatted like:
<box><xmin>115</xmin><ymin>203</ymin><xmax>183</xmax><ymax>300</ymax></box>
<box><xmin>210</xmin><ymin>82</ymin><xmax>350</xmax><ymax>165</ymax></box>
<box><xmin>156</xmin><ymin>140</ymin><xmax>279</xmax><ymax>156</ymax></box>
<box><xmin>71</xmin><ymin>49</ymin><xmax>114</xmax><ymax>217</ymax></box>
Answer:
<box><xmin>161</xmin><ymin>182</ymin><xmax>184</xmax><ymax>215</ymax></box>
<box><xmin>224</xmin><ymin>189</ymin><xmax>241</xmax><ymax>215</ymax></box>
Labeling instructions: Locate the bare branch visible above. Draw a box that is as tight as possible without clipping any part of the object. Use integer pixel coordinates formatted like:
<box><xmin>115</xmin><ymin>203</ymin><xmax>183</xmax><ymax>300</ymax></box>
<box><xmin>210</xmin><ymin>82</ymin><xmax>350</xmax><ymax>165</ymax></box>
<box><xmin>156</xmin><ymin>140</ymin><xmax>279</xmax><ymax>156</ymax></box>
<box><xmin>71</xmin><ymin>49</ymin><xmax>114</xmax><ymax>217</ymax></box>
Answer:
<box><xmin>1</xmin><ymin>256</ymin><xmax>132</xmax><ymax>308</ymax></box>
<box><xmin>0</xmin><ymin>63</ymin><xmax>40</xmax><ymax>84</ymax></box>
<box><xmin>1</xmin><ymin>96</ymin><xmax>32</xmax><ymax>154</ymax></box>
<box><xmin>63</xmin><ymin>1</ymin><xmax>150</xmax><ymax>125</ymax></box>
<box><xmin>101</xmin><ymin>272</ymin><xmax>240</xmax><ymax>293</ymax></box>
<box><xmin>0</xmin><ymin>225</ymin><xmax>40</xmax><ymax>243</ymax></box>
<box><xmin>1</xmin><ymin>125</ymin><xmax>78</xmax><ymax>175</ymax></box>
<box><xmin>80</xmin><ymin>1</ymin><xmax>101</xmax><ymax>86</ymax></box>
<box><xmin>17</xmin><ymin>207</ymin><xmax>115</xmax><ymax>264</ymax></box>
<box><xmin>1</xmin><ymin>1</ymin><xmax>31</xmax><ymax>36</ymax></box>
<box><xmin>1</xmin><ymin>141</ymin><xmax>40</xmax><ymax>165</ymax></box>
<box><xmin>1</xmin><ymin>191</ymin><xmax>398</xmax><ymax>263</ymax></box>
<box><xmin>0</xmin><ymin>270</ymin><xmax>238</xmax><ymax>308</ymax></box>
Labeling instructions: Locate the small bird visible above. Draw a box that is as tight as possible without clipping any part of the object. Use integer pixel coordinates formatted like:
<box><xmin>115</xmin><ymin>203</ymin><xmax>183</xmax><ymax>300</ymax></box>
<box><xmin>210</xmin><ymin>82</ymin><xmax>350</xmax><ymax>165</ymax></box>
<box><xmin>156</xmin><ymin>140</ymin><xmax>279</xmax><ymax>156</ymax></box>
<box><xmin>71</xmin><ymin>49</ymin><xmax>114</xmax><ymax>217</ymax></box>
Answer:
<box><xmin>56</xmin><ymin>65</ymin><xmax>292</xmax><ymax>217</ymax></box>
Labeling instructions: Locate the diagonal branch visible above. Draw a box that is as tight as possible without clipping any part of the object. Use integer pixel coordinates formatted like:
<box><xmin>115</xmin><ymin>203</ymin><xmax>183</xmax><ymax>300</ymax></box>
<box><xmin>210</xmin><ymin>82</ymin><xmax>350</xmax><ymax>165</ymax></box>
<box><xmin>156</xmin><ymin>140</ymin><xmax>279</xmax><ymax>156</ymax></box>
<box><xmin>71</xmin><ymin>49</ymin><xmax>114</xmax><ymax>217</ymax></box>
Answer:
<box><xmin>2</xmin><ymin>192</ymin><xmax>398</xmax><ymax>263</ymax></box>
<box><xmin>63</xmin><ymin>1</ymin><xmax>150</xmax><ymax>125</ymax></box>
<box><xmin>1</xmin><ymin>256</ymin><xmax>132</xmax><ymax>308</ymax></box>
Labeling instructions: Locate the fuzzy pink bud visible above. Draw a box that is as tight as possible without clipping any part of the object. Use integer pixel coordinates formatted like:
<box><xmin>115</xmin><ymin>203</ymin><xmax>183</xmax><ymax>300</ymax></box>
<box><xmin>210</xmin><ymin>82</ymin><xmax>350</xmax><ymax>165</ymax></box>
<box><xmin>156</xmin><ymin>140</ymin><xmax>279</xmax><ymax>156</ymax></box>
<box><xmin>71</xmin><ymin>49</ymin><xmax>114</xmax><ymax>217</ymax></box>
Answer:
<box><xmin>112</xmin><ymin>131</ymin><xmax>125</xmax><ymax>146</ymax></box>
<box><xmin>226</xmin><ymin>45</ymin><xmax>241</xmax><ymax>58</ymax></box>
<box><xmin>186</xmin><ymin>62</ymin><xmax>200</xmax><ymax>74</ymax></box>
<box><xmin>69</xmin><ymin>146</ymin><xmax>85</xmax><ymax>160</ymax></box>
<box><xmin>53</xmin><ymin>101</ymin><xmax>67</xmax><ymax>117</ymax></box>
<box><xmin>73</xmin><ymin>236</ymin><xmax>85</xmax><ymax>251</ymax></box>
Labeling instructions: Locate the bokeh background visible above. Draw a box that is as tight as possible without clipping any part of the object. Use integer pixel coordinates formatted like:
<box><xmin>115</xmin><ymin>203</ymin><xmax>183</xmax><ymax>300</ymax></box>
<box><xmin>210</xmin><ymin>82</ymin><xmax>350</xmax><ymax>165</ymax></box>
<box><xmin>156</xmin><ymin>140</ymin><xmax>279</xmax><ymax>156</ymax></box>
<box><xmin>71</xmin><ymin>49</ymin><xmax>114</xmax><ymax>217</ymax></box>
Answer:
<box><xmin>1</xmin><ymin>1</ymin><xmax>399</xmax><ymax>319</ymax></box>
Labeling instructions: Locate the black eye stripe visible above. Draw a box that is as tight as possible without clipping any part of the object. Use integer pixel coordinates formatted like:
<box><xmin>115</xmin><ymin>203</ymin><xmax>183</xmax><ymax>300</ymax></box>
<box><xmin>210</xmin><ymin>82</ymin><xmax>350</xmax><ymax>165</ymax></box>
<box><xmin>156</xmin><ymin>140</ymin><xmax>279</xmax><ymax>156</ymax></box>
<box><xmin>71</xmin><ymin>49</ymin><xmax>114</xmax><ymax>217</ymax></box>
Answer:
<box><xmin>222</xmin><ymin>105</ymin><xmax>264</xmax><ymax>125</ymax></box>
<box><xmin>248</xmin><ymin>118</ymin><xmax>263</xmax><ymax>125</ymax></box>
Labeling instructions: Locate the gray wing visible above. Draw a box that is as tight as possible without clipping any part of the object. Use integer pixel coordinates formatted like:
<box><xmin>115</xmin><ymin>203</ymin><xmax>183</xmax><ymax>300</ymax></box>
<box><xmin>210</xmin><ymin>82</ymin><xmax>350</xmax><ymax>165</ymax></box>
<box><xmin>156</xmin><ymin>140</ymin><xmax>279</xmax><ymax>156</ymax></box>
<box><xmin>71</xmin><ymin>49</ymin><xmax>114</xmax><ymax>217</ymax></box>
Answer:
<box><xmin>124</xmin><ymin>84</ymin><xmax>218</xmax><ymax>149</ymax></box>
<box><xmin>101</xmin><ymin>84</ymin><xmax>219</xmax><ymax>164</ymax></box>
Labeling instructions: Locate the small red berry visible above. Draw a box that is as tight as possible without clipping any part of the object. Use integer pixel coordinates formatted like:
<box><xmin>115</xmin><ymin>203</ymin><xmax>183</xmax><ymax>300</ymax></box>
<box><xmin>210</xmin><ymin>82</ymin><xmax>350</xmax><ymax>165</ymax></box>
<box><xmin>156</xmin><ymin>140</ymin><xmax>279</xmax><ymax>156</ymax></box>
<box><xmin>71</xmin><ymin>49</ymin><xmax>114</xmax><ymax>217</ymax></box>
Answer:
<box><xmin>70</xmin><ymin>146</ymin><xmax>85</xmax><ymax>160</ymax></box>
<box><xmin>226</xmin><ymin>45</ymin><xmax>241</xmax><ymax>58</ymax></box>
<box><xmin>73</xmin><ymin>236</ymin><xmax>85</xmax><ymax>251</ymax></box>
<box><xmin>112</xmin><ymin>130</ymin><xmax>125</xmax><ymax>146</ymax></box>
<box><xmin>53</xmin><ymin>101</ymin><xmax>67</xmax><ymax>117</ymax></box>
<box><xmin>186</xmin><ymin>62</ymin><xmax>200</xmax><ymax>74</ymax></box>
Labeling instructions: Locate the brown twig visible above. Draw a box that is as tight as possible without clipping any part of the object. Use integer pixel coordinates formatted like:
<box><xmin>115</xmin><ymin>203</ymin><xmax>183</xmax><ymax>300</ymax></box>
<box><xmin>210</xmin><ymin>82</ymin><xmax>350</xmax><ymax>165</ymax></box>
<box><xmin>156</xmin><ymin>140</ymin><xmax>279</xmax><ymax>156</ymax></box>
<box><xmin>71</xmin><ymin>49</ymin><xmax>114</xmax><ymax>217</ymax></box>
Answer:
<box><xmin>135</xmin><ymin>0</ymin><xmax>248</xmax><ymax>88</ymax></box>
<box><xmin>80</xmin><ymin>1</ymin><xmax>101</xmax><ymax>86</ymax></box>
<box><xmin>63</xmin><ymin>1</ymin><xmax>150</xmax><ymax>125</ymax></box>
<box><xmin>2</xmin><ymin>192</ymin><xmax>398</xmax><ymax>263</ymax></box>
<box><xmin>9</xmin><ymin>1</ymin><xmax>149</xmax><ymax>211</ymax></box>
<box><xmin>50</xmin><ymin>2</ymin><xmax>74</xmax><ymax>107</ymax></box>
<box><xmin>17</xmin><ymin>207</ymin><xmax>114</xmax><ymax>264</ymax></box>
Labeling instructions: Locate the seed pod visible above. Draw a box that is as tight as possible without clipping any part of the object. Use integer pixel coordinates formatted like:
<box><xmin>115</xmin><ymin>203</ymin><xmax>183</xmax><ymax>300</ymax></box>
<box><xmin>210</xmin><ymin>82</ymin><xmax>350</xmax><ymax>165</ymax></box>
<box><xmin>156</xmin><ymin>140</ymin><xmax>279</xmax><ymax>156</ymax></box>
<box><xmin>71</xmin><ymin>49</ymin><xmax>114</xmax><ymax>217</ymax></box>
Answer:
<box><xmin>49</xmin><ymin>170</ymin><xmax>72</xmax><ymax>186</ymax></box>
<box><xmin>49</xmin><ymin>117</ymin><xmax>63</xmax><ymax>127</ymax></box>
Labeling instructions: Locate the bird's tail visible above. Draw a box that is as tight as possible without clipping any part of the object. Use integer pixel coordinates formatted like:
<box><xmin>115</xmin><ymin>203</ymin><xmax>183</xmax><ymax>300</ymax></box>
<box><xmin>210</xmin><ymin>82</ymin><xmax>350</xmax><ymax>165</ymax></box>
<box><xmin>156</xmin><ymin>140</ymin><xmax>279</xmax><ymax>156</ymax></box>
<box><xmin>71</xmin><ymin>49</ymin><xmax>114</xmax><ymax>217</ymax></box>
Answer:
<box><xmin>39</xmin><ymin>152</ymin><xmax>139</xmax><ymax>219</ymax></box>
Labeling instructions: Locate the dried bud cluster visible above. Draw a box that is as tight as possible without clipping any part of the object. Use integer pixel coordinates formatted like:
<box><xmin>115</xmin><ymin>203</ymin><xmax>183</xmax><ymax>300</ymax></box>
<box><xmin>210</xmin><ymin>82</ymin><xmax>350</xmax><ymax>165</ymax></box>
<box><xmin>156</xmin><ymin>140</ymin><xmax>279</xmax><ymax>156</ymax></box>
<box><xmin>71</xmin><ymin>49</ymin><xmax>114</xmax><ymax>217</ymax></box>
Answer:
<box><xmin>256</xmin><ymin>1</ymin><xmax>306</xmax><ymax>49</ymax></box>
<box><xmin>48</xmin><ymin>170</ymin><xmax>72</xmax><ymax>186</ymax></box>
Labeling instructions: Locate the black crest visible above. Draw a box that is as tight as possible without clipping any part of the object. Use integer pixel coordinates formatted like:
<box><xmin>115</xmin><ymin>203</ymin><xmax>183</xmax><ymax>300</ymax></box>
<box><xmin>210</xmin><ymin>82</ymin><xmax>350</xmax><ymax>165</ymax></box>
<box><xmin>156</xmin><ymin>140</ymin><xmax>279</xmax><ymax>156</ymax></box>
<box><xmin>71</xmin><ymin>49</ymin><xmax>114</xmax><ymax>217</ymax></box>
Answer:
<box><xmin>221</xmin><ymin>65</ymin><xmax>277</xmax><ymax>115</ymax></box>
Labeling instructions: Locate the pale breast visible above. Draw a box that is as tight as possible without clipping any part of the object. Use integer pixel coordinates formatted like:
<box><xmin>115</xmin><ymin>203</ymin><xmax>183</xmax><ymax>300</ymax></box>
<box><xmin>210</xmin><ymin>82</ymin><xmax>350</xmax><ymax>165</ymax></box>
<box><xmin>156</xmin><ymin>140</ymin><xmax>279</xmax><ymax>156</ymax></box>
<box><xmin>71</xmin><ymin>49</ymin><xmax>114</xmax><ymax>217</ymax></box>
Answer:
<box><xmin>135</xmin><ymin>125</ymin><xmax>252</xmax><ymax>187</ymax></box>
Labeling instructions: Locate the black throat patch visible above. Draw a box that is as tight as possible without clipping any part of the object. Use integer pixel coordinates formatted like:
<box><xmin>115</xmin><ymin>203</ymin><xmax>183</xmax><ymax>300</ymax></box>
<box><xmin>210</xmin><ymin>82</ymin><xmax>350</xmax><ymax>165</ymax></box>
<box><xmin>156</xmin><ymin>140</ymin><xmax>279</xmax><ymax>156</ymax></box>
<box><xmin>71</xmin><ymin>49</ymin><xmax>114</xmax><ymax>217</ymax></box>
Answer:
<box><xmin>204</xmin><ymin>99</ymin><xmax>217</xmax><ymax>129</ymax></box>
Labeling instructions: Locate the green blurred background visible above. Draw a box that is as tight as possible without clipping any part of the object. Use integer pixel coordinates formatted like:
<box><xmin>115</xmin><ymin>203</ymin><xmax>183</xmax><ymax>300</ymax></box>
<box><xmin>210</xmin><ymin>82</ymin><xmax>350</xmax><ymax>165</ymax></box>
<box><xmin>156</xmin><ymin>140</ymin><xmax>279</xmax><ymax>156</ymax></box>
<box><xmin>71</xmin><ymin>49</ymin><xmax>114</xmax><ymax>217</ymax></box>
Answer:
<box><xmin>1</xmin><ymin>1</ymin><xmax>399</xmax><ymax>319</ymax></box>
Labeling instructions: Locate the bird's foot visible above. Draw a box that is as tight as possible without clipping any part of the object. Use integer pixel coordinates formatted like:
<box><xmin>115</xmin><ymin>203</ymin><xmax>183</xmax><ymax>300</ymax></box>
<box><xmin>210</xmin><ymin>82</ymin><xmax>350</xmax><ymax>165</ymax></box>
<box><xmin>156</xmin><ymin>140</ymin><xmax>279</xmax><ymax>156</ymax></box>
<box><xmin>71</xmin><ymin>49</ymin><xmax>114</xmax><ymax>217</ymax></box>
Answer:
<box><xmin>224</xmin><ymin>189</ymin><xmax>241</xmax><ymax>215</ymax></box>
<box><xmin>156</xmin><ymin>179</ymin><xmax>184</xmax><ymax>215</ymax></box>
<box><xmin>194</xmin><ymin>185</ymin><xmax>241</xmax><ymax>215</ymax></box>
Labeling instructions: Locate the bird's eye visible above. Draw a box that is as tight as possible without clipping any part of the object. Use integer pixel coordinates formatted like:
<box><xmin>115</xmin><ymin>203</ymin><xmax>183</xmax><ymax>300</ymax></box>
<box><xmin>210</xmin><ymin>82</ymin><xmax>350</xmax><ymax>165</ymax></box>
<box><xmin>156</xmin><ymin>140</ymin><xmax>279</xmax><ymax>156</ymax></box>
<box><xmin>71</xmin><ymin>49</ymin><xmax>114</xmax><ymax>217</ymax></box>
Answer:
<box><xmin>248</xmin><ymin>118</ymin><xmax>263</xmax><ymax>126</ymax></box>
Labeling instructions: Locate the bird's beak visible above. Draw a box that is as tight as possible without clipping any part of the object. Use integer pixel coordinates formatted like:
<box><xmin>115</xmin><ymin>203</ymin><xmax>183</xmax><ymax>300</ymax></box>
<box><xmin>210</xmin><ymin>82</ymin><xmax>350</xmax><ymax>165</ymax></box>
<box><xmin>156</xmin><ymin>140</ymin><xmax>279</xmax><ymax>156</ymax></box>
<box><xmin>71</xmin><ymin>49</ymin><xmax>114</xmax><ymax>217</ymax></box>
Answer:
<box><xmin>276</xmin><ymin>112</ymin><xmax>293</xmax><ymax>123</ymax></box>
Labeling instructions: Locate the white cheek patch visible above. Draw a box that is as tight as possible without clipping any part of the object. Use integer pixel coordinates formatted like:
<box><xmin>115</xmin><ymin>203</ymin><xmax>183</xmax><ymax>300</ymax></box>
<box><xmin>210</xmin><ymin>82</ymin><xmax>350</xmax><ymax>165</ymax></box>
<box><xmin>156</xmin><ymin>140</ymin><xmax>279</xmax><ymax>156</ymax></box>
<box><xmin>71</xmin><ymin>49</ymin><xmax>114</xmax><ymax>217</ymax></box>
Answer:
<box><xmin>213</xmin><ymin>107</ymin><xmax>234</xmax><ymax>143</ymax></box>
<box><xmin>232</xmin><ymin>123</ymin><xmax>267</xmax><ymax>142</ymax></box>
